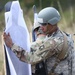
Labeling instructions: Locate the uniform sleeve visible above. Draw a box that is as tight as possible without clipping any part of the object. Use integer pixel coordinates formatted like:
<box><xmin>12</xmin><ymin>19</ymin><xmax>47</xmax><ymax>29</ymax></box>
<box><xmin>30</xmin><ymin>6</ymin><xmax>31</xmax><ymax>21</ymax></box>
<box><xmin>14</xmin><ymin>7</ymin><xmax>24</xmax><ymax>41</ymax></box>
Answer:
<box><xmin>11</xmin><ymin>36</ymin><xmax>64</xmax><ymax>65</ymax></box>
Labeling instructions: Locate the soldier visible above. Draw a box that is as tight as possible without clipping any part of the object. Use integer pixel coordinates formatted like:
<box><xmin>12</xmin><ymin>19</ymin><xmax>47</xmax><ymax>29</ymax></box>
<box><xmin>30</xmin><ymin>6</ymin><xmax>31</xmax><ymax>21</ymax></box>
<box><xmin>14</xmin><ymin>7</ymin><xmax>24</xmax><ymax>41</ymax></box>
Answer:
<box><xmin>3</xmin><ymin>7</ymin><xmax>75</xmax><ymax>75</ymax></box>
<box><xmin>32</xmin><ymin>21</ymin><xmax>46</xmax><ymax>75</ymax></box>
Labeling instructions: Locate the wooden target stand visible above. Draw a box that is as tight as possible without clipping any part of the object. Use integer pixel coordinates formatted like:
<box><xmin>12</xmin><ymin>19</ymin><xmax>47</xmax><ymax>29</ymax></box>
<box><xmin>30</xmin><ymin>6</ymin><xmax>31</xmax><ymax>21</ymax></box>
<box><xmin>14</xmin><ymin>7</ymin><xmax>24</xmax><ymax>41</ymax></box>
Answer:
<box><xmin>2</xmin><ymin>35</ymin><xmax>10</xmax><ymax>75</ymax></box>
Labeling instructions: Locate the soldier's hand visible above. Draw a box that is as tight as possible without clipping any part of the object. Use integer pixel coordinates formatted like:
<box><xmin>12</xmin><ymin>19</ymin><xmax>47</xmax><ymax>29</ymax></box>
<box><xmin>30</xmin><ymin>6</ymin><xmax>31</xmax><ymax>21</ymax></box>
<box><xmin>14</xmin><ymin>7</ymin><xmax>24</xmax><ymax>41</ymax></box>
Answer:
<box><xmin>3</xmin><ymin>32</ymin><xmax>13</xmax><ymax>48</ymax></box>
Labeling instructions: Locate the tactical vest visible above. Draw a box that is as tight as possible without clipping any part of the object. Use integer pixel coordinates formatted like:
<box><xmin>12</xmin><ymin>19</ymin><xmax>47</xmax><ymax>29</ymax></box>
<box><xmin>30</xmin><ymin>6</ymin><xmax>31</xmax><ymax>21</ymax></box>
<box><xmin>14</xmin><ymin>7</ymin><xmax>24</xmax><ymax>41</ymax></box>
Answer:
<box><xmin>48</xmin><ymin>32</ymin><xmax>75</xmax><ymax>75</ymax></box>
<box><xmin>48</xmin><ymin>32</ymin><xmax>68</xmax><ymax>75</ymax></box>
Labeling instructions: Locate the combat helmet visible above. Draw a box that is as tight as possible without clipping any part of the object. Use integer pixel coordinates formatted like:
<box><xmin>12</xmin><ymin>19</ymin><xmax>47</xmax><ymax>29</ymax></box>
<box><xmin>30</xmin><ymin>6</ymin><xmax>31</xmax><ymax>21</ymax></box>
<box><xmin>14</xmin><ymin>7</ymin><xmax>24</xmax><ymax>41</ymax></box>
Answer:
<box><xmin>33</xmin><ymin>21</ymin><xmax>41</xmax><ymax>31</ymax></box>
<box><xmin>37</xmin><ymin>7</ymin><xmax>61</xmax><ymax>25</ymax></box>
<box><xmin>33</xmin><ymin>21</ymin><xmax>44</xmax><ymax>35</ymax></box>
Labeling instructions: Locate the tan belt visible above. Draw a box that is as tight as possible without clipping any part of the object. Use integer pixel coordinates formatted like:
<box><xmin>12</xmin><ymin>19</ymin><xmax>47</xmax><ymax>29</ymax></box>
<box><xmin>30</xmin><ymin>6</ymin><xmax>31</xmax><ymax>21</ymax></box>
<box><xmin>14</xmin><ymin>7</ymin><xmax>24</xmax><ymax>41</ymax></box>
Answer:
<box><xmin>48</xmin><ymin>73</ymin><xmax>59</xmax><ymax>75</ymax></box>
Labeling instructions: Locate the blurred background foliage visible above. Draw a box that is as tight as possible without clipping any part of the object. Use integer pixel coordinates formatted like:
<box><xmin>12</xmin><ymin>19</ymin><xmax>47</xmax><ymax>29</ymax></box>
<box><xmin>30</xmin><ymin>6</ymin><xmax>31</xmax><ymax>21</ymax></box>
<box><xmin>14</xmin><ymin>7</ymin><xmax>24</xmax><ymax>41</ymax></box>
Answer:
<box><xmin>0</xmin><ymin>0</ymin><xmax>75</xmax><ymax>75</ymax></box>
<box><xmin>0</xmin><ymin>0</ymin><xmax>75</xmax><ymax>31</ymax></box>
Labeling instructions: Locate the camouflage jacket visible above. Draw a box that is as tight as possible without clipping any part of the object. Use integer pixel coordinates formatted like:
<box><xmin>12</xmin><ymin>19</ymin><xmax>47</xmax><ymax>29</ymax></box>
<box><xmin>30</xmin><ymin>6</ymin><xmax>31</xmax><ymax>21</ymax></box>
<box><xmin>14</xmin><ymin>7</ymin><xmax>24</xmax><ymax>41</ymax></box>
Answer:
<box><xmin>11</xmin><ymin>29</ymin><xmax>75</xmax><ymax>75</ymax></box>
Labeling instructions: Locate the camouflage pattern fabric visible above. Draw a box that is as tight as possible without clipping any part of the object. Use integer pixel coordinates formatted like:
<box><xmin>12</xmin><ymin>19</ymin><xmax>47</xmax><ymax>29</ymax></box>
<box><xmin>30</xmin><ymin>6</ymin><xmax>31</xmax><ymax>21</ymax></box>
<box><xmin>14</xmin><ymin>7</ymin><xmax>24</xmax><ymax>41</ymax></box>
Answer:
<box><xmin>11</xmin><ymin>29</ymin><xmax>75</xmax><ymax>75</ymax></box>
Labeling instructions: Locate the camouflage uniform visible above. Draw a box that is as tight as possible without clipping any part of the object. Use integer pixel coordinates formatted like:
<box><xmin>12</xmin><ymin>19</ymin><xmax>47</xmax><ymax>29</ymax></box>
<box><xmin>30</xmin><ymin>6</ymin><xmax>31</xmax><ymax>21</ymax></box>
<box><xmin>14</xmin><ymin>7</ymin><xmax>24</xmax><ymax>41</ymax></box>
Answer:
<box><xmin>11</xmin><ymin>29</ymin><xmax>75</xmax><ymax>75</ymax></box>
<box><xmin>31</xmin><ymin>33</ymin><xmax>46</xmax><ymax>74</ymax></box>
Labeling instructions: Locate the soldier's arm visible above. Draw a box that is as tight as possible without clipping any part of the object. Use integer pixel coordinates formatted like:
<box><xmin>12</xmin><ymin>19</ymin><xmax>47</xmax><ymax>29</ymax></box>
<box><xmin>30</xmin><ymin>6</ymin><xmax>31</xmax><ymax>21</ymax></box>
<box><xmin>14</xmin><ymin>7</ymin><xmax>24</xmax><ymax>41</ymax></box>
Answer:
<box><xmin>11</xmin><ymin>36</ymin><xmax>64</xmax><ymax>65</ymax></box>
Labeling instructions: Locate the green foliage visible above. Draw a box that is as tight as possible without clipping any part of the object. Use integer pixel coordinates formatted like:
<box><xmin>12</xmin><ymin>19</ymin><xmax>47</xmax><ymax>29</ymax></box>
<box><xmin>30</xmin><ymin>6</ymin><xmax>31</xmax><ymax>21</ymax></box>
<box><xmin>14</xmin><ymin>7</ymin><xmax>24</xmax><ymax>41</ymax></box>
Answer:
<box><xmin>0</xmin><ymin>11</ymin><xmax>5</xmax><ymax>31</ymax></box>
<box><xmin>0</xmin><ymin>0</ymin><xmax>75</xmax><ymax>31</ymax></box>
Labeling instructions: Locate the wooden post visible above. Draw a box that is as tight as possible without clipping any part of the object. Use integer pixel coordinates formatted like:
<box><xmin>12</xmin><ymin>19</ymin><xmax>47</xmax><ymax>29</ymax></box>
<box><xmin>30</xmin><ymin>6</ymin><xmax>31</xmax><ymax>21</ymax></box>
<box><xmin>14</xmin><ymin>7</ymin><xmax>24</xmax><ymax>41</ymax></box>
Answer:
<box><xmin>1</xmin><ymin>34</ymin><xmax>10</xmax><ymax>75</ymax></box>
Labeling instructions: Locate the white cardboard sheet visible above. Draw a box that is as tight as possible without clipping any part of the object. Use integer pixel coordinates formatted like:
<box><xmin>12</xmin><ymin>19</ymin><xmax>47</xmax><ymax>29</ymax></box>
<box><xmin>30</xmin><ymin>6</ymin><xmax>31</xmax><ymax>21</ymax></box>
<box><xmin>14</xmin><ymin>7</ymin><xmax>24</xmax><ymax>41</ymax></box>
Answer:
<box><xmin>4</xmin><ymin>1</ymin><xmax>31</xmax><ymax>75</ymax></box>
